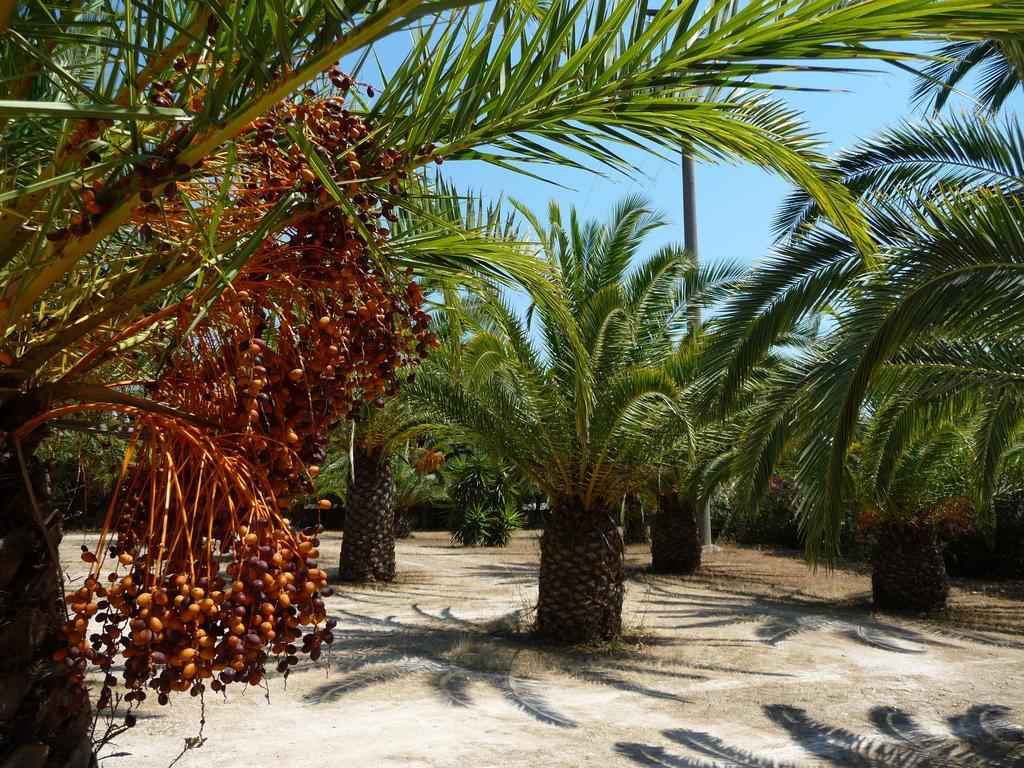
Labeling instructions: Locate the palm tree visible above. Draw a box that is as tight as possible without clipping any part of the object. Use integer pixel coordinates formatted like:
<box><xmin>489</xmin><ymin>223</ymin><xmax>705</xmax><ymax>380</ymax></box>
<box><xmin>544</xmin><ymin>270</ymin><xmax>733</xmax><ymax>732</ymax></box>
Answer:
<box><xmin>622</xmin><ymin>492</ymin><xmax>649</xmax><ymax>545</ymax></box>
<box><xmin>336</xmin><ymin>398</ymin><xmax>433</xmax><ymax>582</ymax></box>
<box><xmin>718</xmin><ymin>114</ymin><xmax>1024</xmax><ymax>610</ymax></box>
<box><xmin>330</xmin><ymin>190</ymin><xmax>524</xmax><ymax>583</ymax></box>
<box><xmin>852</xmin><ymin>396</ymin><xmax>980</xmax><ymax>611</ymax></box>
<box><xmin>652</xmin><ymin>492</ymin><xmax>704</xmax><ymax>573</ymax></box>
<box><xmin>410</xmin><ymin>197</ymin><xmax>725</xmax><ymax>641</ymax></box>
<box><xmin>645</xmin><ymin>335</ymin><xmax>709</xmax><ymax>575</ymax></box>
<box><xmin>392</xmin><ymin>453</ymin><xmax>446</xmax><ymax>538</ymax></box>
<box><xmin>1</xmin><ymin>5</ymin><xmax>481</xmax><ymax>760</ymax></box>
<box><xmin>649</xmin><ymin>331</ymin><xmax>749</xmax><ymax>574</ymax></box>
<box><xmin>3</xmin><ymin>0</ymin><xmax>1024</xmax><ymax>760</ymax></box>
<box><xmin>670</xmin><ymin>0</ymin><xmax>744</xmax><ymax>549</ymax></box>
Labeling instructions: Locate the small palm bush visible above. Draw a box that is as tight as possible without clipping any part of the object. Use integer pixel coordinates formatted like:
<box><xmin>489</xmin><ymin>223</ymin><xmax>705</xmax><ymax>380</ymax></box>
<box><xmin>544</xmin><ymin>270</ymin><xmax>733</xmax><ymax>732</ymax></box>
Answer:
<box><xmin>449</xmin><ymin>503</ymin><xmax>492</xmax><ymax>547</ymax></box>
<box><xmin>483</xmin><ymin>503</ymin><xmax>525</xmax><ymax>547</ymax></box>
<box><xmin>445</xmin><ymin>452</ymin><xmax>520</xmax><ymax>512</ymax></box>
<box><xmin>449</xmin><ymin>501</ymin><xmax>524</xmax><ymax>547</ymax></box>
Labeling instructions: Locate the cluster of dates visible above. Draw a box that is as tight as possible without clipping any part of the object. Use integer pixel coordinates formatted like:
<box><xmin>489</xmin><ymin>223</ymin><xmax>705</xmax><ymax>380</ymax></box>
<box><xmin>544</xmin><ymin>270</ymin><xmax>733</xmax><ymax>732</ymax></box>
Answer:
<box><xmin>61</xmin><ymin>521</ymin><xmax>333</xmax><ymax>710</ymax></box>
<box><xmin>55</xmin><ymin>73</ymin><xmax>439</xmax><ymax>718</ymax></box>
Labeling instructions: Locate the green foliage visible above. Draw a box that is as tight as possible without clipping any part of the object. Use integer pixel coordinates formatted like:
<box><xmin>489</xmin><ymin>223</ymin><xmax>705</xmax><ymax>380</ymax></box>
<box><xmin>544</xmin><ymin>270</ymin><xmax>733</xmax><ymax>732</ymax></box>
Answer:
<box><xmin>312</xmin><ymin>446</ymin><xmax>350</xmax><ymax>503</ymax></box>
<box><xmin>38</xmin><ymin>431</ymin><xmax>124</xmax><ymax>529</ymax></box>
<box><xmin>945</xmin><ymin>493</ymin><xmax>1024</xmax><ymax>577</ymax></box>
<box><xmin>444</xmin><ymin>450</ymin><xmax>526</xmax><ymax>546</ymax></box>
<box><xmin>448</xmin><ymin>500</ymin><xmax>524</xmax><ymax>548</ymax></box>
<box><xmin>710</xmin><ymin>483</ymin><xmax>877</xmax><ymax>558</ymax></box>
<box><xmin>711</xmin><ymin>478</ymin><xmax>802</xmax><ymax>550</ymax></box>
<box><xmin>912</xmin><ymin>39</ymin><xmax>1024</xmax><ymax>115</ymax></box>
<box><xmin>717</xmin><ymin>113</ymin><xmax>1024</xmax><ymax>562</ymax></box>
<box><xmin>448</xmin><ymin>502</ymin><xmax>492</xmax><ymax>547</ymax></box>
<box><xmin>444</xmin><ymin>451</ymin><xmax>523</xmax><ymax>513</ymax></box>
<box><xmin>409</xmin><ymin>196</ymin><xmax>741</xmax><ymax>513</ymax></box>
<box><xmin>851</xmin><ymin>431</ymin><xmax>977</xmax><ymax>529</ymax></box>
<box><xmin>483</xmin><ymin>503</ymin><xmax>526</xmax><ymax>548</ymax></box>
<box><xmin>394</xmin><ymin>457</ymin><xmax>446</xmax><ymax>517</ymax></box>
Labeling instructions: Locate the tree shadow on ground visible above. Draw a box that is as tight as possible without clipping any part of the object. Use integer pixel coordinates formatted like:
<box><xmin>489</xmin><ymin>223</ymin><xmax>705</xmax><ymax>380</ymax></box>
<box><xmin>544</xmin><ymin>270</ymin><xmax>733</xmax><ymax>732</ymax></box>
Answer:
<box><xmin>617</xmin><ymin>703</ymin><xmax>1024</xmax><ymax>767</ymax></box>
<box><xmin>334</xmin><ymin>562</ymin><xmax>539</xmax><ymax>593</ymax></box>
<box><xmin>945</xmin><ymin>602</ymin><xmax>1024</xmax><ymax>636</ymax></box>
<box><xmin>637</xmin><ymin>581</ymin><xmax>1024</xmax><ymax>653</ymax></box>
<box><xmin>437</xmin><ymin>561</ymin><xmax>540</xmax><ymax>586</ymax></box>
<box><xmin>302</xmin><ymin>605</ymin><xmax>783</xmax><ymax>727</ymax></box>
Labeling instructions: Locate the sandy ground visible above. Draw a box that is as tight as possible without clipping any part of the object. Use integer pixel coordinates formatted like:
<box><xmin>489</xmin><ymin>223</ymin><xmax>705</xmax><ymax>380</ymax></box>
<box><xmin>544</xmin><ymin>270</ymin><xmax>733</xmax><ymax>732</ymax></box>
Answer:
<box><xmin>59</xmin><ymin>531</ymin><xmax>1024</xmax><ymax>767</ymax></box>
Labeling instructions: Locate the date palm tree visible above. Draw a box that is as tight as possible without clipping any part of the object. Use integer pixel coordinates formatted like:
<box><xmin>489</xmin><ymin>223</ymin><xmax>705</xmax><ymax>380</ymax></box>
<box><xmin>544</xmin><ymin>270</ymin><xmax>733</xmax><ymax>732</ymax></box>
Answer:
<box><xmin>409</xmin><ymin>197</ymin><xmax>734</xmax><ymax>641</ymax></box>
<box><xmin>4</xmin><ymin>0</ymin><xmax>1024</xmax><ymax>761</ymax></box>
<box><xmin>647</xmin><ymin>334</ymin><xmax>710</xmax><ymax>575</ymax></box>
<box><xmin>652</xmin><ymin>488</ymin><xmax>705</xmax><ymax>574</ymax></box>
<box><xmin>648</xmin><ymin>327</ymin><xmax>758</xmax><ymax>575</ymax></box>
<box><xmin>717</xmin><ymin>114</ymin><xmax>1024</xmax><ymax>610</ymax></box>
<box><xmin>851</xmin><ymin>389</ymin><xmax>983</xmax><ymax>611</ymax></box>
<box><xmin>337</xmin><ymin>398</ymin><xmax>435</xmax><ymax>582</ymax></box>
<box><xmin>622</xmin><ymin>492</ymin><xmax>648</xmax><ymax>545</ymax></box>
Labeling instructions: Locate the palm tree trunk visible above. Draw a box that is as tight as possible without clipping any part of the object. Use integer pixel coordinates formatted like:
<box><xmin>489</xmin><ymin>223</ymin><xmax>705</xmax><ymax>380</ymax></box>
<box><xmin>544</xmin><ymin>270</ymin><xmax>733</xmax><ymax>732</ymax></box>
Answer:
<box><xmin>338</xmin><ymin>445</ymin><xmax>396</xmax><ymax>583</ymax></box>
<box><xmin>651</xmin><ymin>494</ymin><xmax>702</xmax><ymax>574</ymax></box>
<box><xmin>394</xmin><ymin>509</ymin><xmax>413</xmax><ymax>539</ymax></box>
<box><xmin>872</xmin><ymin>522</ymin><xmax>949</xmax><ymax>612</ymax></box>
<box><xmin>1</xmin><ymin>397</ymin><xmax>96</xmax><ymax>768</ymax></box>
<box><xmin>622</xmin><ymin>493</ymin><xmax>648</xmax><ymax>545</ymax></box>
<box><xmin>536</xmin><ymin>501</ymin><xmax>624</xmax><ymax>643</ymax></box>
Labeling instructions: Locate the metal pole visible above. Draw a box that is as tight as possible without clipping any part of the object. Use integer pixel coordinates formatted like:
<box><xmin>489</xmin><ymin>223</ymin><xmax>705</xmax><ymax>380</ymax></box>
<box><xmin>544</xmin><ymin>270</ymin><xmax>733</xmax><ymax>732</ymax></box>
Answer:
<box><xmin>681</xmin><ymin>147</ymin><xmax>713</xmax><ymax>548</ymax></box>
<box><xmin>681</xmin><ymin>150</ymin><xmax>699</xmax><ymax>312</ymax></box>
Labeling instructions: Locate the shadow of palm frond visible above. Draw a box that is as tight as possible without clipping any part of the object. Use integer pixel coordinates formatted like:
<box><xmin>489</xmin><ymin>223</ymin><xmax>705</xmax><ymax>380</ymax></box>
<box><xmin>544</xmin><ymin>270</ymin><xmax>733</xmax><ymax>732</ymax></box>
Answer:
<box><xmin>303</xmin><ymin>606</ymin><xmax>702</xmax><ymax>728</ymax></box>
<box><xmin>505</xmin><ymin>674</ymin><xmax>576</xmax><ymax>727</ymax></box>
<box><xmin>943</xmin><ymin>607</ymin><xmax>1024</xmax><ymax>637</ymax></box>
<box><xmin>946</xmin><ymin>704</ymin><xmax>1024</xmax><ymax>763</ymax></box>
<box><xmin>639</xmin><ymin>582</ymin><xmax>1023</xmax><ymax>654</ymax></box>
<box><xmin>464</xmin><ymin>562</ymin><xmax>540</xmax><ymax>586</ymax></box>
<box><xmin>571</xmin><ymin>669</ymin><xmax>688</xmax><ymax>704</ymax></box>
<box><xmin>616</xmin><ymin>704</ymin><xmax>1024</xmax><ymax>768</ymax></box>
<box><xmin>307</xmin><ymin>618</ymin><xmax>577</xmax><ymax>729</ymax></box>
<box><xmin>436</xmin><ymin>669</ymin><xmax>473</xmax><ymax>707</ymax></box>
<box><xmin>601</xmin><ymin>662</ymin><xmax>708</xmax><ymax>682</ymax></box>
<box><xmin>766</xmin><ymin>703</ymin><xmax>1024</xmax><ymax>767</ymax></box>
<box><xmin>411</xmin><ymin>603</ymin><xmax>482</xmax><ymax>627</ymax></box>
<box><xmin>920</xmin><ymin>623</ymin><xmax>1024</xmax><ymax>650</ymax></box>
<box><xmin>617</xmin><ymin>739</ymin><xmax>794</xmax><ymax>768</ymax></box>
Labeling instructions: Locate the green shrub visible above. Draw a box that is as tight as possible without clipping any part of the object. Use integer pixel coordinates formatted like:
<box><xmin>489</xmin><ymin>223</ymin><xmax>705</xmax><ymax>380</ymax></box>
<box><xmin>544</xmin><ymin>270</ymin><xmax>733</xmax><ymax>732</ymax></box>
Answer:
<box><xmin>444</xmin><ymin>453</ymin><xmax>518</xmax><ymax>511</ymax></box>
<box><xmin>710</xmin><ymin>478</ymin><xmax>801</xmax><ymax>549</ymax></box>
<box><xmin>449</xmin><ymin>502</ymin><xmax>491</xmax><ymax>546</ymax></box>
<box><xmin>483</xmin><ymin>502</ymin><xmax>524</xmax><ymax>547</ymax></box>
<box><xmin>449</xmin><ymin>501</ymin><xmax>524</xmax><ymax>547</ymax></box>
<box><xmin>945</xmin><ymin>493</ymin><xmax>1024</xmax><ymax>578</ymax></box>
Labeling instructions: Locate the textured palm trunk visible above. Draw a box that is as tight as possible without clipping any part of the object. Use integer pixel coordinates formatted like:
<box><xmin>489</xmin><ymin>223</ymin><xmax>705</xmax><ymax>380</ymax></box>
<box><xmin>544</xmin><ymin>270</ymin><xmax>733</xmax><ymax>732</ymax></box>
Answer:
<box><xmin>622</xmin><ymin>493</ymin><xmax>648</xmax><ymax>545</ymax></box>
<box><xmin>651</xmin><ymin>494</ymin><xmax>702</xmax><ymax>574</ymax></box>
<box><xmin>393</xmin><ymin>509</ymin><xmax>413</xmax><ymax>539</ymax></box>
<box><xmin>338</xmin><ymin>445</ymin><xmax>395</xmax><ymax>582</ymax></box>
<box><xmin>536</xmin><ymin>501</ymin><xmax>624</xmax><ymax>643</ymax></box>
<box><xmin>872</xmin><ymin>522</ymin><xmax>949</xmax><ymax>612</ymax></box>
<box><xmin>1</xmin><ymin>397</ymin><xmax>96</xmax><ymax>768</ymax></box>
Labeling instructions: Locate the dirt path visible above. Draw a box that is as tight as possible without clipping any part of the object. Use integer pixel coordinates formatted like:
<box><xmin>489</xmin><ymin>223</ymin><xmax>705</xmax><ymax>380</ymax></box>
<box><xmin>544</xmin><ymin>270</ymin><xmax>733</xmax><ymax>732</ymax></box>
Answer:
<box><xmin>62</xmin><ymin>531</ymin><xmax>1024</xmax><ymax>767</ymax></box>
